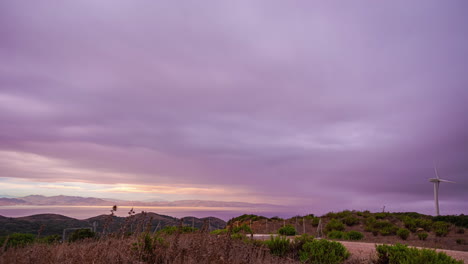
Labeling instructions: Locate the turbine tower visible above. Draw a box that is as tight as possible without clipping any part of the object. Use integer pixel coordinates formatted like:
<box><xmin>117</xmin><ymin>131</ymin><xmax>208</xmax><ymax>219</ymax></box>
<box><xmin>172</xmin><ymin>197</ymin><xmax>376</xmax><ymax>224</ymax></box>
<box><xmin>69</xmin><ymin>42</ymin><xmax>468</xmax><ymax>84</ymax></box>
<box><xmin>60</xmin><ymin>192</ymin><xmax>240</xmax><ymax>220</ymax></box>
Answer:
<box><xmin>429</xmin><ymin>164</ymin><xmax>455</xmax><ymax>216</ymax></box>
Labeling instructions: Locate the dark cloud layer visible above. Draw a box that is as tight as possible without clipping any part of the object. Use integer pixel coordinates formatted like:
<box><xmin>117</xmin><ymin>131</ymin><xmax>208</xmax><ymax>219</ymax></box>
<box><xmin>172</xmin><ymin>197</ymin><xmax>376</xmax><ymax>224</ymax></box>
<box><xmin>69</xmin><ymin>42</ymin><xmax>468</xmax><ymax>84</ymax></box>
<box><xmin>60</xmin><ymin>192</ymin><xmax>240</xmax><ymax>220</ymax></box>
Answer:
<box><xmin>1</xmin><ymin>1</ymin><xmax>467</xmax><ymax>214</ymax></box>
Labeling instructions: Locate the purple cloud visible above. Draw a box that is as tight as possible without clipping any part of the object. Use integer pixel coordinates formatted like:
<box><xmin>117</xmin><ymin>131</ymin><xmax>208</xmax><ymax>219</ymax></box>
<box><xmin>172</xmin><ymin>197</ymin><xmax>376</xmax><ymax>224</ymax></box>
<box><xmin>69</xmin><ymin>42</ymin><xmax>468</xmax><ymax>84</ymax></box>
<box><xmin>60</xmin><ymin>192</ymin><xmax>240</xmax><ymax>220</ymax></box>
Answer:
<box><xmin>0</xmin><ymin>1</ymin><xmax>467</xmax><ymax>215</ymax></box>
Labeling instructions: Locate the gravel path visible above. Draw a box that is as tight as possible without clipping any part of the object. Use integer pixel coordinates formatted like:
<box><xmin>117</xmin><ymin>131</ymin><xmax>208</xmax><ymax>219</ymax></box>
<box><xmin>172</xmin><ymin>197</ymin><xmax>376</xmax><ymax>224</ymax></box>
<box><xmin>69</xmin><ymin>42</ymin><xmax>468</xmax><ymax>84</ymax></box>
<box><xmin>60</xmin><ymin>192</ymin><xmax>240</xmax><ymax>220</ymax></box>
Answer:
<box><xmin>340</xmin><ymin>241</ymin><xmax>468</xmax><ymax>263</ymax></box>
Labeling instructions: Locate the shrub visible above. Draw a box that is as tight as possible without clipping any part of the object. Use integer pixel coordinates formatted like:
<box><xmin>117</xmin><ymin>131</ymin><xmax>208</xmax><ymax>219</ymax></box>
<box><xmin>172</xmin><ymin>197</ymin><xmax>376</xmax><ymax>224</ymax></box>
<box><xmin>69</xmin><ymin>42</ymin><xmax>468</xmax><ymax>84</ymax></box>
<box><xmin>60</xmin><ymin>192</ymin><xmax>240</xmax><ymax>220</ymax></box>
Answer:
<box><xmin>415</xmin><ymin>218</ymin><xmax>433</xmax><ymax>232</ymax></box>
<box><xmin>39</xmin><ymin>234</ymin><xmax>61</xmax><ymax>244</ymax></box>
<box><xmin>68</xmin><ymin>229</ymin><xmax>95</xmax><ymax>242</ymax></box>
<box><xmin>278</xmin><ymin>224</ymin><xmax>296</xmax><ymax>236</ymax></box>
<box><xmin>210</xmin><ymin>229</ymin><xmax>228</xmax><ymax>235</ymax></box>
<box><xmin>456</xmin><ymin>239</ymin><xmax>466</xmax><ymax>245</ymax></box>
<box><xmin>376</xmin><ymin>243</ymin><xmax>462</xmax><ymax>264</ymax></box>
<box><xmin>264</xmin><ymin>235</ymin><xmax>291</xmax><ymax>257</ymax></box>
<box><xmin>325</xmin><ymin>219</ymin><xmax>345</xmax><ymax>232</ymax></box>
<box><xmin>230</xmin><ymin>233</ymin><xmax>245</xmax><ymax>240</ymax></box>
<box><xmin>397</xmin><ymin>228</ymin><xmax>410</xmax><ymax>240</ymax></box>
<box><xmin>417</xmin><ymin>232</ymin><xmax>428</xmax><ymax>241</ymax></box>
<box><xmin>343</xmin><ymin>216</ymin><xmax>360</xmax><ymax>226</ymax></box>
<box><xmin>327</xmin><ymin>230</ymin><xmax>344</xmax><ymax>239</ymax></box>
<box><xmin>345</xmin><ymin>231</ymin><xmax>364</xmax><ymax>241</ymax></box>
<box><xmin>311</xmin><ymin>217</ymin><xmax>320</xmax><ymax>227</ymax></box>
<box><xmin>403</xmin><ymin>217</ymin><xmax>417</xmax><ymax>232</ymax></box>
<box><xmin>1</xmin><ymin>233</ymin><xmax>35</xmax><ymax>249</ymax></box>
<box><xmin>299</xmin><ymin>239</ymin><xmax>350</xmax><ymax>264</ymax></box>
<box><xmin>233</xmin><ymin>224</ymin><xmax>253</xmax><ymax>234</ymax></box>
<box><xmin>158</xmin><ymin>226</ymin><xmax>178</xmax><ymax>235</ymax></box>
<box><xmin>292</xmin><ymin>234</ymin><xmax>314</xmax><ymax>252</ymax></box>
<box><xmin>432</xmin><ymin>221</ymin><xmax>450</xmax><ymax>237</ymax></box>
<box><xmin>456</xmin><ymin>228</ymin><xmax>465</xmax><ymax>234</ymax></box>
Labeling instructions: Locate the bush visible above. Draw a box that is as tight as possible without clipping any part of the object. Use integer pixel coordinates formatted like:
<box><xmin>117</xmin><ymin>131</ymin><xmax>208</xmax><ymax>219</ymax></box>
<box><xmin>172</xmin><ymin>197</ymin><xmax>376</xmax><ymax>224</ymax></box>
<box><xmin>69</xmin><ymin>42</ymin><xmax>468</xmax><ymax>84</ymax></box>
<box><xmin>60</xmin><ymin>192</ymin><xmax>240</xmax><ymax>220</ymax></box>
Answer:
<box><xmin>456</xmin><ymin>228</ymin><xmax>465</xmax><ymax>234</ymax></box>
<box><xmin>69</xmin><ymin>229</ymin><xmax>95</xmax><ymax>242</ymax></box>
<box><xmin>327</xmin><ymin>230</ymin><xmax>344</xmax><ymax>239</ymax></box>
<box><xmin>233</xmin><ymin>224</ymin><xmax>253</xmax><ymax>234</ymax></box>
<box><xmin>292</xmin><ymin>234</ymin><xmax>314</xmax><ymax>252</ymax></box>
<box><xmin>344</xmin><ymin>231</ymin><xmax>364</xmax><ymax>241</ymax></box>
<box><xmin>397</xmin><ymin>228</ymin><xmax>410</xmax><ymax>240</ymax></box>
<box><xmin>417</xmin><ymin>232</ymin><xmax>428</xmax><ymax>241</ymax></box>
<box><xmin>432</xmin><ymin>221</ymin><xmax>450</xmax><ymax>237</ymax></box>
<box><xmin>39</xmin><ymin>234</ymin><xmax>61</xmax><ymax>244</ymax></box>
<box><xmin>376</xmin><ymin>244</ymin><xmax>462</xmax><ymax>264</ymax></box>
<box><xmin>264</xmin><ymin>235</ymin><xmax>291</xmax><ymax>257</ymax></box>
<box><xmin>278</xmin><ymin>224</ymin><xmax>296</xmax><ymax>236</ymax></box>
<box><xmin>343</xmin><ymin>216</ymin><xmax>360</xmax><ymax>226</ymax></box>
<box><xmin>210</xmin><ymin>229</ymin><xmax>228</xmax><ymax>235</ymax></box>
<box><xmin>456</xmin><ymin>239</ymin><xmax>466</xmax><ymax>245</ymax></box>
<box><xmin>311</xmin><ymin>217</ymin><xmax>320</xmax><ymax>227</ymax></box>
<box><xmin>325</xmin><ymin>219</ymin><xmax>345</xmax><ymax>232</ymax></box>
<box><xmin>299</xmin><ymin>239</ymin><xmax>350</xmax><ymax>264</ymax></box>
<box><xmin>1</xmin><ymin>233</ymin><xmax>35</xmax><ymax>249</ymax></box>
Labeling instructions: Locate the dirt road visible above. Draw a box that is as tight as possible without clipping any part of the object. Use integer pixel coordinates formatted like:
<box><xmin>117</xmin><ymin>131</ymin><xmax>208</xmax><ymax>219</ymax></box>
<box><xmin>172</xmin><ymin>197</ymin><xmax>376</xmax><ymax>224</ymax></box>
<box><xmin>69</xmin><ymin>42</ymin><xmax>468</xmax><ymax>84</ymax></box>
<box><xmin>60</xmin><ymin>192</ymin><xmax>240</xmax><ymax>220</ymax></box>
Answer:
<box><xmin>340</xmin><ymin>241</ymin><xmax>468</xmax><ymax>263</ymax></box>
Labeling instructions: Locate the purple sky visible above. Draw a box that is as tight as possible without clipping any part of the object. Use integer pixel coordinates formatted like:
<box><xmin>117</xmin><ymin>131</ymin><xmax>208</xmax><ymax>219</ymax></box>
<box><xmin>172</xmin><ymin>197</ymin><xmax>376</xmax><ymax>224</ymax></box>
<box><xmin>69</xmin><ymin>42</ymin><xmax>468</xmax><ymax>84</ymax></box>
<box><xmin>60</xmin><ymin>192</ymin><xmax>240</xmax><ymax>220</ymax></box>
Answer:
<box><xmin>0</xmin><ymin>1</ymin><xmax>467</xmax><ymax>215</ymax></box>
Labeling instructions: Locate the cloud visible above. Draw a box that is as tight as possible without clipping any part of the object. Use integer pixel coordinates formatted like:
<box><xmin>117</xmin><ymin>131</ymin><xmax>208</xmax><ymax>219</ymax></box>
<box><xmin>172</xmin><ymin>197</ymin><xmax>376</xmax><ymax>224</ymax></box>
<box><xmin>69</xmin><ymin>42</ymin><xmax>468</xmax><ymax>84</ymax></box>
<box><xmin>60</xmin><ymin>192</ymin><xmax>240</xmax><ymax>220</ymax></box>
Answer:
<box><xmin>0</xmin><ymin>0</ymin><xmax>467</xmax><ymax>214</ymax></box>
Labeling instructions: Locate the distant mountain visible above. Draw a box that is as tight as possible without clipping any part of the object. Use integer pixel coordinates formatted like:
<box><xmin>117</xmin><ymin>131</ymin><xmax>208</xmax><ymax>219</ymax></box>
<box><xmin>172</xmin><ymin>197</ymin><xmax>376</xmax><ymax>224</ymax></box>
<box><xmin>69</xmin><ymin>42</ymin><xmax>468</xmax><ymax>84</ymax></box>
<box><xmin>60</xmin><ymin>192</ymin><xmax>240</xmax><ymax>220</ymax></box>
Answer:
<box><xmin>0</xmin><ymin>212</ymin><xmax>226</xmax><ymax>237</ymax></box>
<box><xmin>0</xmin><ymin>195</ymin><xmax>280</xmax><ymax>208</ymax></box>
<box><xmin>0</xmin><ymin>198</ymin><xmax>27</xmax><ymax>206</ymax></box>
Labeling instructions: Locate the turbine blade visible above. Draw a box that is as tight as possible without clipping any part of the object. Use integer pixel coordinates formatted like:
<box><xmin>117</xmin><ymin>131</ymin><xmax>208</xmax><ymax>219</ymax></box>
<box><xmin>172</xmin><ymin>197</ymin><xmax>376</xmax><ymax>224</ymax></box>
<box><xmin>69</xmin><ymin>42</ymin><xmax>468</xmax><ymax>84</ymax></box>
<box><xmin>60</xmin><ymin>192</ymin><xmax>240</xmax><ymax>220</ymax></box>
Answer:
<box><xmin>439</xmin><ymin>179</ymin><xmax>456</xmax><ymax>183</ymax></box>
<box><xmin>433</xmin><ymin>162</ymin><xmax>440</xmax><ymax>179</ymax></box>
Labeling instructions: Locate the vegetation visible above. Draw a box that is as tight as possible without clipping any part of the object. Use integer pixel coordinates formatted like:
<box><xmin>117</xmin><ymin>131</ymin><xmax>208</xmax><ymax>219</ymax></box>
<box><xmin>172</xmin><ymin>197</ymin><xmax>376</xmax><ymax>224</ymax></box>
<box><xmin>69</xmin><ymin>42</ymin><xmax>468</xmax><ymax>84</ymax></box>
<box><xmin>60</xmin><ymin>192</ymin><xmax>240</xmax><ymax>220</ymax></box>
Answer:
<box><xmin>68</xmin><ymin>229</ymin><xmax>96</xmax><ymax>242</ymax></box>
<box><xmin>417</xmin><ymin>232</ymin><xmax>428</xmax><ymax>241</ymax></box>
<box><xmin>327</xmin><ymin>230</ymin><xmax>344</xmax><ymax>239</ymax></box>
<box><xmin>396</xmin><ymin>228</ymin><xmax>410</xmax><ymax>240</ymax></box>
<box><xmin>325</xmin><ymin>219</ymin><xmax>345</xmax><ymax>232</ymax></box>
<box><xmin>0</xmin><ymin>233</ymin><xmax>35</xmax><ymax>249</ymax></box>
<box><xmin>432</xmin><ymin>221</ymin><xmax>450</xmax><ymax>237</ymax></box>
<box><xmin>344</xmin><ymin>231</ymin><xmax>364</xmax><ymax>241</ymax></box>
<box><xmin>433</xmin><ymin>215</ymin><xmax>468</xmax><ymax>228</ymax></box>
<box><xmin>299</xmin><ymin>239</ymin><xmax>350</xmax><ymax>264</ymax></box>
<box><xmin>376</xmin><ymin>244</ymin><xmax>463</xmax><ymax>264</ymax></box>
<box><xmin>278</xmin><ymin>224</ymin><xmax>297</xmax><ymax>236</ymax></box>
<box><xmin>343</xmin><ymin>216</ymin><xmax>360</xmax><ymax>226</ymax></box>
<box><xmin>264</xmin><ymin>235</ymin><xmax>291</xmax><ymax>257</ymax></box>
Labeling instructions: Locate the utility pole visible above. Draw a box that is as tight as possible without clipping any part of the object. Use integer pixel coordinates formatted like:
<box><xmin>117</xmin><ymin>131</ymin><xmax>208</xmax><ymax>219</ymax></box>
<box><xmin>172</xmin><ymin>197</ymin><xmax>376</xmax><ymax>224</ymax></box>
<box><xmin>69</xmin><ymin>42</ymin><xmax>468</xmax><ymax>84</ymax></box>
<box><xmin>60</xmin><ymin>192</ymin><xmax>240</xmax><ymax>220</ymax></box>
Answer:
<box><xmin>303</xmin><ymin>217</ymin><xmax>305</xmax><ymax>234</ymax></box>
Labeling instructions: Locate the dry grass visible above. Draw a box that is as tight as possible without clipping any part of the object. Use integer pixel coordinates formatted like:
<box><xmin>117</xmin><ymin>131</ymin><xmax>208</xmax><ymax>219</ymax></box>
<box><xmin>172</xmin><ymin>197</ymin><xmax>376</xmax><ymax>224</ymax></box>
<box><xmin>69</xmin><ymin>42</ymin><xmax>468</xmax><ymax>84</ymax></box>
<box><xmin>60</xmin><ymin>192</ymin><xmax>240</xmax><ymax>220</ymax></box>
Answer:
<box><xmin>0</xmin><ymin>232</ymin><xmax>301</xmax><ymax>264</ymax></box>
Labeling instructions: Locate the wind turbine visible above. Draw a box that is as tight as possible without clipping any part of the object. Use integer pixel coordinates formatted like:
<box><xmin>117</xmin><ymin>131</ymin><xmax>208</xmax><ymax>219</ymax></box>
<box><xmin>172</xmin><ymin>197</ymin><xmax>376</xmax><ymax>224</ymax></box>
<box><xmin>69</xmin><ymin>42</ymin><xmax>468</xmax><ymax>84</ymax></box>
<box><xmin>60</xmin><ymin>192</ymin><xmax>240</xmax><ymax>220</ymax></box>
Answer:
<box><xmin>429</xmin><ymin>164</ymin><xmax>456</xmax><ymax>216</ymax></box>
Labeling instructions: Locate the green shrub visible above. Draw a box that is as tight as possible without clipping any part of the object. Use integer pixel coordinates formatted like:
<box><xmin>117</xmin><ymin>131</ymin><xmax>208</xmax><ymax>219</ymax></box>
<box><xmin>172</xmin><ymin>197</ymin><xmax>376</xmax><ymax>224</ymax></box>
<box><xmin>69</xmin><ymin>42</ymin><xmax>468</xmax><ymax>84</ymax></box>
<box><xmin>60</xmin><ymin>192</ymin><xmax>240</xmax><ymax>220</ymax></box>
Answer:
<box><xmin>233</xmin><ymin>224</ymin><xmax>253</xmax><ymax>234</ymax></box>
<box><xmin>278</xmin><ymin>224</ymin><xmax>296</xmax><ymax>236</ymax></box>
<box><xmin>376</xmin><ymin>243</ymin><xmax>462</xmax><ymax>264</ymax></box>
<box><xmin>415</xmin><ymin>219</ymin><xmax>433</xmax><ymax>232</ymax></box>
<box><xmin>299</xmin><ymin>239</ymin><xmax>350</xmax><ymax>264</ymax></box>
<box><xmin>432</xmin><ymin>221</ymin><xmax>450</xmax><ymax>237</ymax></box>
<box><xmin>68</xmin><ymin>229</ymin><xmax>95</xmax><ymax>242</ymax></box>
<box><xmin>397</xmin><ymin>228</ymin><xmax>410</xmax><ymax>240</ymax></box>
<box><xmin>403</xmin><ymin>217</ymin><xmax>417</xmax><ymax>232</ymax></box>
<box><xmin>327</xmin><ymin>230</ymin><xmax>344</xmax><ymax>239</ymax></box>
<box><xmin>39</xmin><ymin>234</ymin><xmax>61</xmax><ymax>244</ymax></box>
<box><xmin>345</xmin><ymin>231</ymin><xmax>364</xmax><ymax>241</ymax></box>
<box><xmin>456</xmin><ymin>239</ymin><xmax>466</xmax><ymax>245</ymax></box>
<box><xmin>210</xmin><ymin>229</ymin><xmax>228</xmax><ymax>235</ymax></box>
<box><xmin>325</xmin><ymin>219</ymin><xmax>345</xmax><ymax>232</ymax></box>
<box><xmin>264</xmin><ymin>235</ymin><xmax>291</xmax><ymax>257</ymax></box>
<box><xmin>311</xmin><ymin>217</ymin><xmax>320</xmax><ymax>227</ymax></box>
<box><xmin>230</xmin><ymin>233</ymin><xmax>245</xmax><ymax>240</ymax></box>
<box><xmin>1</xmin><ymin>233</ymin><xmax>35</xmax><ymax>248</ymax></box>
<box><xmin>417</xmin><ymin>232</ymin><xmax>428</xmax><ymax>241</ymax></box>
<box><xmin>343</xmin><ymin>216</ymin><xmax>360</xmax><ymax>226</ymax></box>
<box><xmin>292</xmin><ymin>234</ymin><xmax>314</xmax><ymax>252</ymax></box>
<box><xmin>433</xmin><ymin>214</ymin><xmax>468</xmax><ymax>229</ymax></box>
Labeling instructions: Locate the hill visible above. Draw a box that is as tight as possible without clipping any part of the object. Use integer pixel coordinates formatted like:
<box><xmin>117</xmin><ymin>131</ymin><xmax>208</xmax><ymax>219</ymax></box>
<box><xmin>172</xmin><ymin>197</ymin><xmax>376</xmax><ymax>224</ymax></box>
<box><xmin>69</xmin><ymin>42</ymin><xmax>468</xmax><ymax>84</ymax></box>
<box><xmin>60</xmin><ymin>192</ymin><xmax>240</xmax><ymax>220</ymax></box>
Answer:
<box><xmin>0</xmin><ymin>212</ymin><xmax>226</xmax><ymax>237</ymax></box>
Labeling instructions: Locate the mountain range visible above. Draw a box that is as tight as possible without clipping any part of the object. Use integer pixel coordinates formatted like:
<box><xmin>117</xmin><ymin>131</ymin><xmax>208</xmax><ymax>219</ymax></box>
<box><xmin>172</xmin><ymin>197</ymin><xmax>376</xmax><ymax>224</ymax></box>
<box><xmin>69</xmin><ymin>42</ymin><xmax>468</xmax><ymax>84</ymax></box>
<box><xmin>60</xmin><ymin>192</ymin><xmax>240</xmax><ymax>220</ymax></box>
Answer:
<box><xmin>0</xmin><ymin>212</ymin><xmax>226</xmax><ymax>237</ymax></box>
<box><xmin>0</xmin><ymin>195</ymin><xmax>279</xmax><ymax>208</ymax></box>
